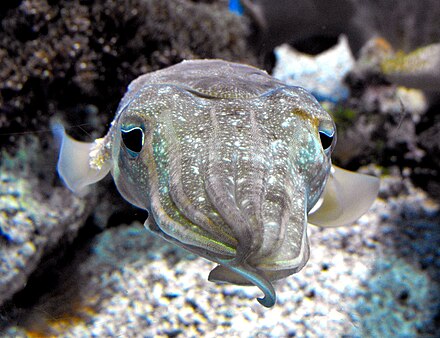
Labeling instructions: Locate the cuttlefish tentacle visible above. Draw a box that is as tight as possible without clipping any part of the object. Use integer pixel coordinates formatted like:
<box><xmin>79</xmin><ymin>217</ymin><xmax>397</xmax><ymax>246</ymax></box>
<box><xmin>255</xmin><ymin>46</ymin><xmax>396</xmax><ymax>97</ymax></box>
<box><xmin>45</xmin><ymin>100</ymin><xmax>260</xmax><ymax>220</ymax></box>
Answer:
<box><xmin>209</xmin><ymin>259</ymin><xmax>276</xmax><ymax>307</ymax></box>
<box><xmin>203</xmin><ymin>105</ymin><xmax>263</xmax><ymax>256</ymax></box>
<box><xmin>162</xmin><ymin>107</ymin><xmax>237</xmax><ymax>246</ymax></box>
<box><xmin>202</xmin><ymin>104</ymin><xmax>278</xmax><ymax>307</ymax></box>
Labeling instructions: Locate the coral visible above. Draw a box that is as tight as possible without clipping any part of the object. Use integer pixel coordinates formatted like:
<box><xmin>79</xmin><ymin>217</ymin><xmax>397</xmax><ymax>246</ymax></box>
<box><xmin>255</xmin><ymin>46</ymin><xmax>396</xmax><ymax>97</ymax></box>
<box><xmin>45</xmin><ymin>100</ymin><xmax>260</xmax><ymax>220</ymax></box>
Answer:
<box><xmin>350</xmin><ymin>38</ymin><xmax>440</xmax><ymax>93</ymax></box>
<box><xmin>0</xmin><ymin>0</ymin><xmax>257</xmax><ymax>145</ymax></box>
<box><xmin>2</xmin><ymin>168</ymin><xmax>439</xmax><ymax>337</ymax></box>
<box><xmin>380</xmin><ymin>43</ymin><xmax>440</xmax><ymax>91</ymax></box>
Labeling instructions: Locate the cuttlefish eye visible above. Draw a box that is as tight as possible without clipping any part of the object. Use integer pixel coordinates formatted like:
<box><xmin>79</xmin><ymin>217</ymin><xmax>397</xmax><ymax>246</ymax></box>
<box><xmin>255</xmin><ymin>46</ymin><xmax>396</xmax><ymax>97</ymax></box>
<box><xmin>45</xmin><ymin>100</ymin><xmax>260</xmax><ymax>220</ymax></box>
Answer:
<box><xmin>318</xmin><ymin>122</ymin><xmax>336</xmax><ymax>154</ymax></box>
<box><xmin>121</xmin><ymin>126</ymin><xmax>144</xmax><ymax>157</ymax></box>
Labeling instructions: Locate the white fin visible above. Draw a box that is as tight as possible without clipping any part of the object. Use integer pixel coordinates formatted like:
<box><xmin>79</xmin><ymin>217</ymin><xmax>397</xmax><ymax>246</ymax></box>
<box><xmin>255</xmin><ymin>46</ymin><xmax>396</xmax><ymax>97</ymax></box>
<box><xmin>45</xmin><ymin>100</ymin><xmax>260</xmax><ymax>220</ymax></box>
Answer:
<box><xmin>52</xmin><ymin>123</ymin><xmax>111</xmax><ymax>196</ymax></box>
<box><xmin>308</xmin><ymin>165</ymin><xmax>380</xmax><ymax>227</ymax></box>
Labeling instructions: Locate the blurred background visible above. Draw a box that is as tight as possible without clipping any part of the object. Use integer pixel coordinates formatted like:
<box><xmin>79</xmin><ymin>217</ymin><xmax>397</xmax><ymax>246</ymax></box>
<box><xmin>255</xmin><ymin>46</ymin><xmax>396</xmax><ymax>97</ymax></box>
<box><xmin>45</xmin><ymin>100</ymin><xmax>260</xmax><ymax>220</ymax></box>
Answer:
<box><xmin>0</xmin><ymin>1</ymin><xmax>439</xmax><ymax>336</ymax></box>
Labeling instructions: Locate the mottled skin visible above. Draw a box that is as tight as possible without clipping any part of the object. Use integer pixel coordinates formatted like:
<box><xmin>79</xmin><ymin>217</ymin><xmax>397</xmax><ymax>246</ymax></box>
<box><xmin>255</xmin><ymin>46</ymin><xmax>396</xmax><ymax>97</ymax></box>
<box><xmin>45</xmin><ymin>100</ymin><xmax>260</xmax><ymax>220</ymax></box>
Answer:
<box><xmin>99</xmin><ymin>60</ymin><xmax>336</xmax><ymax>306</ymax></box>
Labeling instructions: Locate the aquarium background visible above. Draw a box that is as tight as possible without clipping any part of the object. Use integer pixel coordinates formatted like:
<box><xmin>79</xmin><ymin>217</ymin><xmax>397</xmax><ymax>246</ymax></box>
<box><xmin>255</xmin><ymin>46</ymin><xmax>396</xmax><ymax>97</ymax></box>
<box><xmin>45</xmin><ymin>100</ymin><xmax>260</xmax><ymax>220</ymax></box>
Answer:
<box><xmin>1</xmin><ymin>0</ymin><xmax>439</xmax><ymax>336</ymax></box>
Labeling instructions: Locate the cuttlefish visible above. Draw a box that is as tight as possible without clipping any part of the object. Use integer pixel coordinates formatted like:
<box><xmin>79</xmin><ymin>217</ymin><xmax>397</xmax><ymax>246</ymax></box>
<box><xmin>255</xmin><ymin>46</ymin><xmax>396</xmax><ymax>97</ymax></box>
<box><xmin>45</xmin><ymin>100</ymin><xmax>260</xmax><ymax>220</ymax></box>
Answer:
<box><xmin>54</xmin><ymin>60</ymin><xmax>379</xmax><ymax>307</ymax></box>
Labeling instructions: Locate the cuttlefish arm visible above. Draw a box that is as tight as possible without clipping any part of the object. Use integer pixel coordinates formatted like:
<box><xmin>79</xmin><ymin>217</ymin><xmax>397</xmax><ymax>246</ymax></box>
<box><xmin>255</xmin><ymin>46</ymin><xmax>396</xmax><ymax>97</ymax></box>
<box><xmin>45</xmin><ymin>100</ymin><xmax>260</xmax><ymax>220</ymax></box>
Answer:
<box><xmin>52</xmin><ymin>123</ymin><xmax>112</xmax><ymax>196</ymax></box>
<box><xmin>308</xmin><ymin>165</ymin><xmax>380</xmax><ymax>227</ymax></box>
<box><xmin>209</xmin><ymin>261</ymin><xmax>276</xmax><ymax>307</ymax></box>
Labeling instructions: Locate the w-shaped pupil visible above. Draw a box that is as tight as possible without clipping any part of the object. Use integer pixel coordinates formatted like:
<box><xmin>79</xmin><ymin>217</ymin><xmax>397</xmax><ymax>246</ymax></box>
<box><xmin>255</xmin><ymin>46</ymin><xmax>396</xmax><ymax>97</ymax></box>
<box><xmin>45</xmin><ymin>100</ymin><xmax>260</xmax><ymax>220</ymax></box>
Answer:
<box><xmin>121</xmin><ymin>127</ymin><xmax>144</xmax><ymax>153</ymax></box>
<box><xmin>319</xmin><ymin>131</ymin><xmax>333</xmax><ymax>150</ymax></box>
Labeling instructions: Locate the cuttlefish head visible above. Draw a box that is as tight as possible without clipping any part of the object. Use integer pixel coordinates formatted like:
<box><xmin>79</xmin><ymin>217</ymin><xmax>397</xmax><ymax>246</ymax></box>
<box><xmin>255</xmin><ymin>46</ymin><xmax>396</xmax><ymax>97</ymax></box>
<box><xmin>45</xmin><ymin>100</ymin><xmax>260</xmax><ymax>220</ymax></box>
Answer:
<box><xmin>53</xmin><ymin>61</ymin><xmax>379</xmax><ymax>307</ymax></box>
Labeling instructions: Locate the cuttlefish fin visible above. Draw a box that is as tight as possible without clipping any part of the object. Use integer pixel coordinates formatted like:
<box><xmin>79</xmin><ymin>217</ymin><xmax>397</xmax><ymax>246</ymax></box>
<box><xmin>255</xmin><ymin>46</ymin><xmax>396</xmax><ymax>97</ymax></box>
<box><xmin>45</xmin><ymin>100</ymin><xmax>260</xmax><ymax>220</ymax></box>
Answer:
<box><xmin>208</xmin><ymin>262</ymin><xmax>276</xmax><ymax>307</ymax></box>
<box><xmin>52</xmin><ymin>123</ymin><xmax>111</xmax><ymax>196</ymax></box>
<box><xmin>308</xmin><ymin>165</ymin><xmax>380</xmax><ymax>227</ymax></box>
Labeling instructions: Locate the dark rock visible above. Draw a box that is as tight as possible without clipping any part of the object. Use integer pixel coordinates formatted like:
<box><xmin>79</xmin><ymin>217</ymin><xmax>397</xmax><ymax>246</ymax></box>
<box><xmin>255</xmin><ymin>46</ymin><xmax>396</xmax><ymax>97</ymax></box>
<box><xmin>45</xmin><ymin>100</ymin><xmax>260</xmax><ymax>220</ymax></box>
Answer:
<box><xmin>0</xmin><ymin>0</ymin><xmax>257</xmax><ymax>145</ymax></box>
<box><xmin>0</xmin><ymin>135</ymin><xmax>94</xmax><ymax>307</ymax></box>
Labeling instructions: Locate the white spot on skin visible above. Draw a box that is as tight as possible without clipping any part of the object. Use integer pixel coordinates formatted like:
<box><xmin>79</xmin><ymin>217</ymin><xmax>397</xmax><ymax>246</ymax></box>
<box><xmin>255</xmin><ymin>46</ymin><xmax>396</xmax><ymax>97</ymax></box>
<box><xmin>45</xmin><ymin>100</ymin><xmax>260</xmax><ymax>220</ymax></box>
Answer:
<box><xmin>241</xmin><ymin>199</ymin><xmax>250</xmax><ymax>206</ymax></box>
<box><xmin>271</xmin><ymin>139</ymin><xmax>284</xmax><ymax>151</ymax></box>
<box><xmin>267</xmin><ymin>176</ymin><xmax>276</xmax><ymax>185</ymax></box>
<box><xmin>157</xmin><ymin>87</ymin><xmax>173</xmax><ymax>95</ymax></box>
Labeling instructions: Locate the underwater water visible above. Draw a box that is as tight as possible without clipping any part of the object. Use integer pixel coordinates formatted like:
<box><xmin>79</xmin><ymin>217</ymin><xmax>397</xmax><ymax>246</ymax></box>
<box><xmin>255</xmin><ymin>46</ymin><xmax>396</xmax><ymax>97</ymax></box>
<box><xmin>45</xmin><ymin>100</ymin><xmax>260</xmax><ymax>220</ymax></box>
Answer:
<box><xmin>1</xmin><ymin>0</ymin><xmax>440</xmax><ymax>337</ymax></box>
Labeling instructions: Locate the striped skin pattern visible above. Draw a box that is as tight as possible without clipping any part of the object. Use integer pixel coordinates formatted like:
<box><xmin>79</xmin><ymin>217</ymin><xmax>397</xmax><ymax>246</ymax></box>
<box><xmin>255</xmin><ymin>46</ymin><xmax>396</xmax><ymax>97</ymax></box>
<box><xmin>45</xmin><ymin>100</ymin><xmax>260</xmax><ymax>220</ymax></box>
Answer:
<box><xmin>105</xmin><ymin>60</ymin><xmax>335</xmax><ymax>307</ymax></box>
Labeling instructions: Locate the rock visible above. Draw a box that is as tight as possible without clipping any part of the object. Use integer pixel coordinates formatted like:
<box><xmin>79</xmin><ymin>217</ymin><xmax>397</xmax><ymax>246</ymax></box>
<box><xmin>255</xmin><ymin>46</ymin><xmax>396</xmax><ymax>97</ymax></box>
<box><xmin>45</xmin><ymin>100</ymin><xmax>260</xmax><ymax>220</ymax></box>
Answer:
<box><xmin>0</xmin><ymin>136</ymin><xmax>94</xmax><ymax>308</ymax></box>
<box><xmin>381</xmin><ymin>43</ymin><xmax>440</xmax><ymax>92</ymax></box>
<box><xmin>351</xmin><ymin>37</ymin><xmax>440</xmax><ymax>93</ymax></box>
<box><xmin>413</xmin><ymin>113</ymin><xmax>440</xmax><ymax>200</ymax></box>
<box><xmin>342</xmin><ymin>36</ymin><xmax>440</xmax><ymax>203</ymax></box>
<box><xmin>272</xmin><ymin>35</ymin><xmax>355</xmax><ymax>105</ymax></box>
<box><xmin>331</xmin><ymin>86</ymin><xmax>428</xmax><ymax>168</ymax></box>
<box><xmin>2</xmin><ymin>167</ymin><xmax>439</xmax><ymax>337</ymax></box>
<box><xmin>0</xmin><ymin>0</ymin><xmax>258</xmax><ymax>146</ymax></box>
